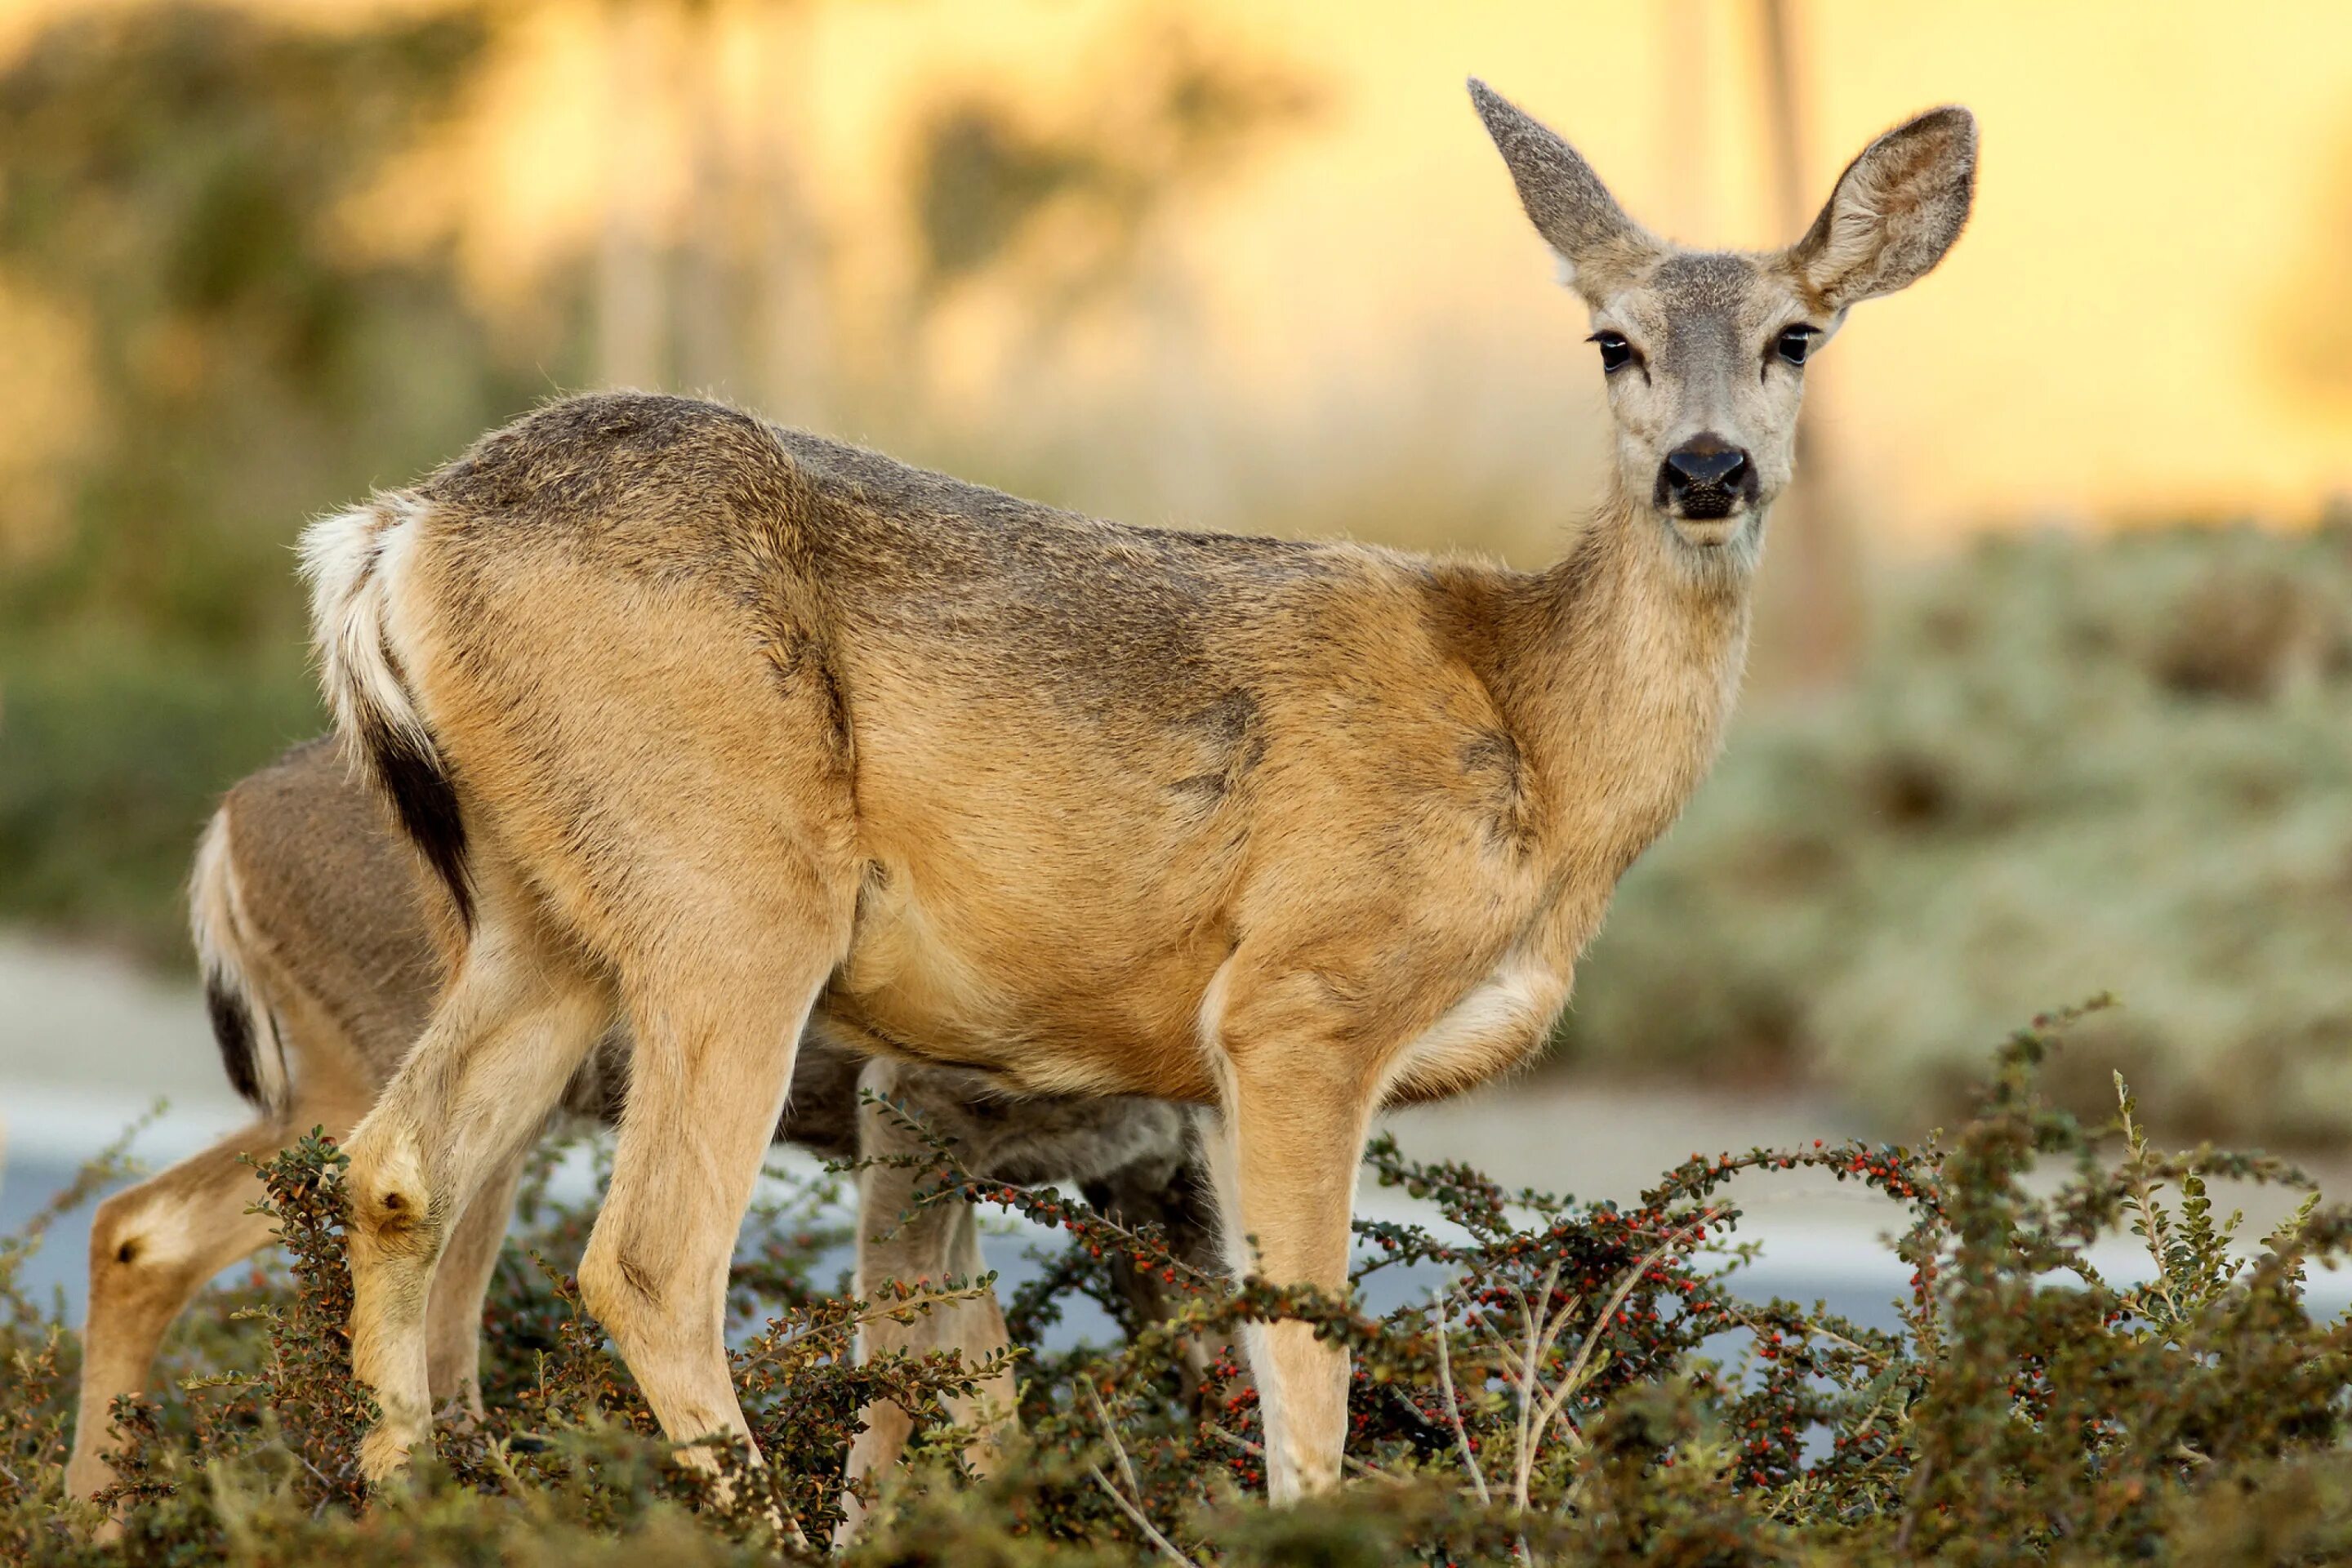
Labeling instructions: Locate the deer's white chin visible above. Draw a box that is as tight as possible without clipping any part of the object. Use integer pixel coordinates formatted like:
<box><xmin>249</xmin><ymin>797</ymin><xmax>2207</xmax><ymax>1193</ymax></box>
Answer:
<box><xmin>1665</xmin><ymin>514</ymin><xmax>1745</xmax><ymax>550</ymax></box>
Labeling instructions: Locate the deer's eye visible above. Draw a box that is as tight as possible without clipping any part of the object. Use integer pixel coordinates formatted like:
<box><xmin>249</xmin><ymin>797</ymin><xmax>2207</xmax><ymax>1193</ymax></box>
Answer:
<box><xmin>1775</xmin><ymin>325</ymin><xmax>1819</xmax><ymax>368</ymax></box>
<box><xmin>1588</xmin><ymin>331</ymin><xmax>1633</xmax><ymax>373</ymax></box>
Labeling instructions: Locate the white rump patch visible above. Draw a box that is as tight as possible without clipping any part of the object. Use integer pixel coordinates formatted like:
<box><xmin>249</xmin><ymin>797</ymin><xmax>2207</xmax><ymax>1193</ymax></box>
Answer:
<box><xmin>297</xmin><ymin>494</ymin><xmax>439</xmax><ymax>768</ymax></box>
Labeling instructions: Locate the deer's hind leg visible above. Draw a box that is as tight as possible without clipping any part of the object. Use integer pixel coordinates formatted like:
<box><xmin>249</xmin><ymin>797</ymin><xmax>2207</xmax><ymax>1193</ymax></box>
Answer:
<box><xmin>362</xmin><ymin>527</ymin><xmax>860</xmax><ymax>1490</ymax></box>
<box><xmin>423</xmin><ymin>1148</ymin><xmax>528</xmax><ymax>1422</ymax></box>
<box><xmin>575</xmin><ymin>872</ymin><xmax>853</xmax><ymax>1484</ymax></box>
<box><xmin>341</xmin><ymin>887</ymin><xmax>611</xmax><ymax>1481</ymax></box>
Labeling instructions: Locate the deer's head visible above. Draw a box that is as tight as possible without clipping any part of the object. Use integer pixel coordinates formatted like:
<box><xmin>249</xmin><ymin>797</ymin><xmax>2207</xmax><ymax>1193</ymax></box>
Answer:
<box><xmin>1472</xmin><ymin>80</ymin><xmax>1975</xmax><ymax>556</ymax></box>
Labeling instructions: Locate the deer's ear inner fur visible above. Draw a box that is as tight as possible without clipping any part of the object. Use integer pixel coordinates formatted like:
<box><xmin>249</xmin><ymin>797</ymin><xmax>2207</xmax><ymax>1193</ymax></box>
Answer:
<box><xmin>1786</xmin><ymin>105</ymin><xmax>1977</xmax><ymax>312</ymax></box>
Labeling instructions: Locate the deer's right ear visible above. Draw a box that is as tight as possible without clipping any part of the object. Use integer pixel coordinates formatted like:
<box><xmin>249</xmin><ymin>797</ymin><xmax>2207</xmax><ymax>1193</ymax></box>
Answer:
<box><xmin>1470</xmin><ymin>78</ymin><xmax>1654</xmax><ymax>299</ymax></box>
<box><xmin>1786</xmin><ymin>106</ymin><xmax>1977</xmax><ymax>310</ymax></box>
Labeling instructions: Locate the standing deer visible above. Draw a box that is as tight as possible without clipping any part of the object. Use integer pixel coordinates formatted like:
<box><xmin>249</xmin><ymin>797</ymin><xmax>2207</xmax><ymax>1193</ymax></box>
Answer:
<box><xmin>297</xmin><ymin>80</ymin><xmax>1974</xmax><ymax>1500</ymax></box>
<box><xmin>65</xmin><ymin>739</ymin><xmax>1216</xmax><ymax>1520</ymax></box>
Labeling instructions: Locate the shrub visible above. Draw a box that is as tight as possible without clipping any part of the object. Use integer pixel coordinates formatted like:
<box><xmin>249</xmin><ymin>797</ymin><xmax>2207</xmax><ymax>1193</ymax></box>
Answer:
<box><xmin>11</xmin><ymin>1006</ymin><xmax>2352</xmax><ymax>1561</ymax></box>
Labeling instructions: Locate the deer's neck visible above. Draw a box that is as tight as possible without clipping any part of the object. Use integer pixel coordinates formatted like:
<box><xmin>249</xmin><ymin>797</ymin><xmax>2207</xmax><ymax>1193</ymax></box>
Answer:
<box><xmin>1488</xmin><ymin>490</ymin><xmax>1758</xmax><ymax>897</ymax></box>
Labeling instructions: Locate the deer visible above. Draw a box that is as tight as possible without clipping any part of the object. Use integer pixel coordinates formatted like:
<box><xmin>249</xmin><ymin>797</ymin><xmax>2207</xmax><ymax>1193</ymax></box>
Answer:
<box><xmin>293</xmin><ymin>79</ymin><xmax>1975</xmax><ymax>1503</ymax></box>
<box><xmin>65</xmin><ymin>737</ymin><xmax>1219</xmax><ymax>1528</ymax></box>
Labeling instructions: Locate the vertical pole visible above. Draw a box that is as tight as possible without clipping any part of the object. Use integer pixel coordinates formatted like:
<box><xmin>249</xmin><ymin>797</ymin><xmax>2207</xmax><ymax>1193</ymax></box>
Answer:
<box><xmin>675</xmin><ymin>0</ymin><xmax>737</xmax><ymax>398</ymax></box>
<box><xmin>1659</xmin><ymin>0</ymin><xmax>1709</xmax><ymax>243</ymax></box>
<box><xmin>751</xmin><ymin>0</ymin><xmax>831</xmax><ymax>425</ymax></box>
<box><xmin>597</xmin><ymin>0</ymin><xmax>670</xmax><ymax>390</ymax></box>
<box><xmin>1756</xmin><ymin>0</ymin><xmax>1862</xmax><ymax>686</ymax></box>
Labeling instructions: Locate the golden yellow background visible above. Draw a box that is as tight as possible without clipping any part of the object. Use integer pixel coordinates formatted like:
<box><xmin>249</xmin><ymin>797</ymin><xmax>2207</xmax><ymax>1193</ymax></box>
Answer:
<box><xmin>7</xmin><ymin>0</ymin><xmax>2345</xmax><ymax>557</ymax></box>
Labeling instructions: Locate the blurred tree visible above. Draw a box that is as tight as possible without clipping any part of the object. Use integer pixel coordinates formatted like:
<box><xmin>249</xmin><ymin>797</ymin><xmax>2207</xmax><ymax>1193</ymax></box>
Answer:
<box><xmin>1750</xmin><ymin>0</ymin><xmax>1863</xmax><ymax>689</ymax></box>
<box><xmin>0</xmin><ymin>1</ymin><xmax>572</xmax><ymax>657</ymax></box>
<box><xmin>906</xmin><ymin>20</ymin><xmax>1319</xmax><ymax>326</ymax></box>
<box><xmin>0</xmin><ymin>2</ymin><xmax>579</xmax><ymax>958</ymax></box>
<box><xmin>595</xmin><ymin>0</ymin><xmax>671</xmax><ymax>392</ymax></box>
<box><xmin>2274</xmin><ymin>127</ymin><xmax>2352</xmax><ymax>416</ymax></box>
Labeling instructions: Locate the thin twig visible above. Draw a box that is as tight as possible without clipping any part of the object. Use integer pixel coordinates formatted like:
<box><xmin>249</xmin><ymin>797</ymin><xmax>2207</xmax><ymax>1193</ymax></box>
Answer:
<box><xmin>1510</xmin><ymin>1259</ymin><xmax>1564</xmax><ymax>1513</ymax></box>
<box><xmin>1201</xmin><ymin>1422</ymin><xmax>1409</xmax><ymax>1487</ymax></box>
<box><xmin>1530</xmin><ymin>1224</ymin><xmax>1702</xmax><ymax>1467</ymax></box>
<box><xmin>1083</xmin><ymin>1381</ymin><xmax>1145</xmax><ymax>1499</ymax></box>
<box><xmin>734</xmin><ymin>1285</ymin><xmax>991</xmax><ymax>1376</ymax></box>
<box><xmin>1521</xmin><ymin>1294</ymin><xmax>1592</xmax><ymax>1467</ymax></box>
<box><xmin>1712</xmin><ymin>1298</ymin><xmax>1891</xmax><ymax>1370</ymax></box>
<box><xmin>1432</xmin><ymin>1296</ymin><xmax>1492</xmax><ymax>1504</ymax></box>
<box><xmin>1081</xmin><ymin>1383</ymin><xmax>1198</xmax><ymax>1566</ymax></box>
<box><xmin>1085</xmin><ymin>1464</ymin><xmax>1199</xmax><ymax>1567</ymax></box>
<box><xmin>1893</xmin><ymin>1452</ymin><xmax>1934</xmax><ymax>1554</ymax></box>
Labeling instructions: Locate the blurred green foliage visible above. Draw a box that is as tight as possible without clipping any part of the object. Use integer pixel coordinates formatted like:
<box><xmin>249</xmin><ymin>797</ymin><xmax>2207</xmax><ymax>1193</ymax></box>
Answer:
<box><xmin>0</xmin><ymin>2</ymin><xmax>576</xmax><ymax>957</ymax></box>
<box><xmin>1566</xmin><ymin>521</ymin><xmax>2352</xmax><ymax>1147</ymax></box>
<box><xmin>0</xmin><ymin>633</ymin><xmax>317</xmax><ymax>960</ymax></box>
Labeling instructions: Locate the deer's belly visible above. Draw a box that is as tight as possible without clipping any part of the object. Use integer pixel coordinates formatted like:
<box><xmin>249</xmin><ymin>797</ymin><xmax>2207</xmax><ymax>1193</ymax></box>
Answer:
<box><xmin>817</xmin><ymin>867</ymin><xmax>1227</xmax><ymax>1102</ymax></box>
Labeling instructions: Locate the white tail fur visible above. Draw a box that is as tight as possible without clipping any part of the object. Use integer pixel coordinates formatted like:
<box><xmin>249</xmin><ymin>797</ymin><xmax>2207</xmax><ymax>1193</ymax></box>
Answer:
<box><xmin>297</xmin><ymin>495</ymin><xmax>474</xmax><ymax>924</ymax></box>
<box><xmin>189</xmin><ymin>807</ymin><xmax>290</xmax><ymax>1117</ymax></box>
<box><xmin>299</xmin><ymin>497</ymin><xmax>434</xmax><ymax>768</ymax></box>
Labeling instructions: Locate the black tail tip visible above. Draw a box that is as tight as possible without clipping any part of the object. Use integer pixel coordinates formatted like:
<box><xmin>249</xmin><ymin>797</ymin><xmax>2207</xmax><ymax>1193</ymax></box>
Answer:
<box><xmin>204</xmin><ymin>971</ymin><xmax>268</xmax><ymax>1111</ymax></box>
<box><xmin>362</xmin><ymin>716</ymin><xmax>474</xmax><ymax>929</ymax></box>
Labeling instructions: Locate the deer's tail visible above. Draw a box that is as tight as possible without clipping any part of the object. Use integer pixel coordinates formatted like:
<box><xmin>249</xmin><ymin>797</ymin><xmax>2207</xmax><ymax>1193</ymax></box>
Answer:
<box><xmin>189</xmin><ymin>805</ymin><xmax>292</xmax><ymax>1119</ymax></box>
<box><xmin>299</xmin><ymin>494</ymin><xmax>473</xmax><ymax>929</ymax></box>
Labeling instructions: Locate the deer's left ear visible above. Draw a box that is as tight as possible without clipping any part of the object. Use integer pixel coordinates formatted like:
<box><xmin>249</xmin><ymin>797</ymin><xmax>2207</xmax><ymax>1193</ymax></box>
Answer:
<box><xmin>1786</xmin><ymin>106</ymin><xmax>1976</xmax><ymax>311</ymax></box>
<box><xmin>1470</xmin><ymin>78</ymin><xmax>1659</xmax><ymax>301</ymax></box>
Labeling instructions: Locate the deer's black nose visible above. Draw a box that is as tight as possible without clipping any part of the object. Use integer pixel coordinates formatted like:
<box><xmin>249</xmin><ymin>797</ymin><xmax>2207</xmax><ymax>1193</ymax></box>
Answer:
<box><xmin>1656</xmin><ymin>435</ymin><xmax>1753</xmax><ymax>523</ymax></box>
<box><xmin>1661</xmin><ymin>438</ymin><xmax>1749</xmax><ymax>494</ymax></box>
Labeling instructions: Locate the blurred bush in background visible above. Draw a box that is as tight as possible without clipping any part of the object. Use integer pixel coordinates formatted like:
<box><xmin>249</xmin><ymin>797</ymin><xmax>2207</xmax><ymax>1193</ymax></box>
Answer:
<box><xmin>0</xmin><ymin>3</ymin><xmax>559</xmax><ymax>962</ymax></box>
<box><xmin>1565</xmin><ymin>521</ymin><xmax>2352</xmax><ymax>1145</ymax></box>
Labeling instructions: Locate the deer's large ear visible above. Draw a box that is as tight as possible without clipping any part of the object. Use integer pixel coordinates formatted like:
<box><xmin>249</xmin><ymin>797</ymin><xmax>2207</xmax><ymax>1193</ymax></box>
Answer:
<box><xmin>1470</xmin><ymin>78</ymin><xmax>1656</xmax><ymax>299</ymax></box>
<box><xmin>1786</xmin><ymin>107</ymin><xmax>1976</xmax><ymax>310</ymax></box>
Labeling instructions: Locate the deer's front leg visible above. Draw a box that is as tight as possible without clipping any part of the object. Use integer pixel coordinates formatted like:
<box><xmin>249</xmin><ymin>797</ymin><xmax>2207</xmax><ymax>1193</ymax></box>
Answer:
<box><xmin>835</xmin><ymin>1060</ymin><xmax>1018</xmax><ymax>1545</ymax></box>
<box><xmin>1199</xmin><ymin>973</ymin><xmax>1382</xmax><ymax>1502</ymax></box>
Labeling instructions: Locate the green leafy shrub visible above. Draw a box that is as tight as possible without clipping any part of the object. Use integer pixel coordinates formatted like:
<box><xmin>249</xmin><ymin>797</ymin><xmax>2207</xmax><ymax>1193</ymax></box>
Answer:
<box><xmin>12</xmin><ymin>1007</ymin><xmax>2352</xmax><ymax>1561</ymax></box>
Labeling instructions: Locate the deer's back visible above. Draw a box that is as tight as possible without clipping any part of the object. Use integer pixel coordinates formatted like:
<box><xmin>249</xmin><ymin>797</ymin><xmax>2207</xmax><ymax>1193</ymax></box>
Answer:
<box><xmin>223</xmin><ymin>739</ymin><xmax>447</xmax><ymax>1085</ymax></box>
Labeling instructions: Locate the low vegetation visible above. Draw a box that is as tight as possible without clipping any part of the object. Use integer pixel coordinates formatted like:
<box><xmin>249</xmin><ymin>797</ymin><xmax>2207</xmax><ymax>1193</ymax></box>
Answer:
<box><xmin>9</xmin><ymin>1005</ymin><xmax>2352</xmax><ymax>1563</ymax></box>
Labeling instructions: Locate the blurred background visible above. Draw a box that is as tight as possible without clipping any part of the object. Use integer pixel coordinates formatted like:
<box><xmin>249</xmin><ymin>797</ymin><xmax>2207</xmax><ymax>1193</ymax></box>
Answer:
<box><xmin>4</xmin><ymin>0</ymin><xmax>2352</xmax><ymax>1250</ymax></box>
